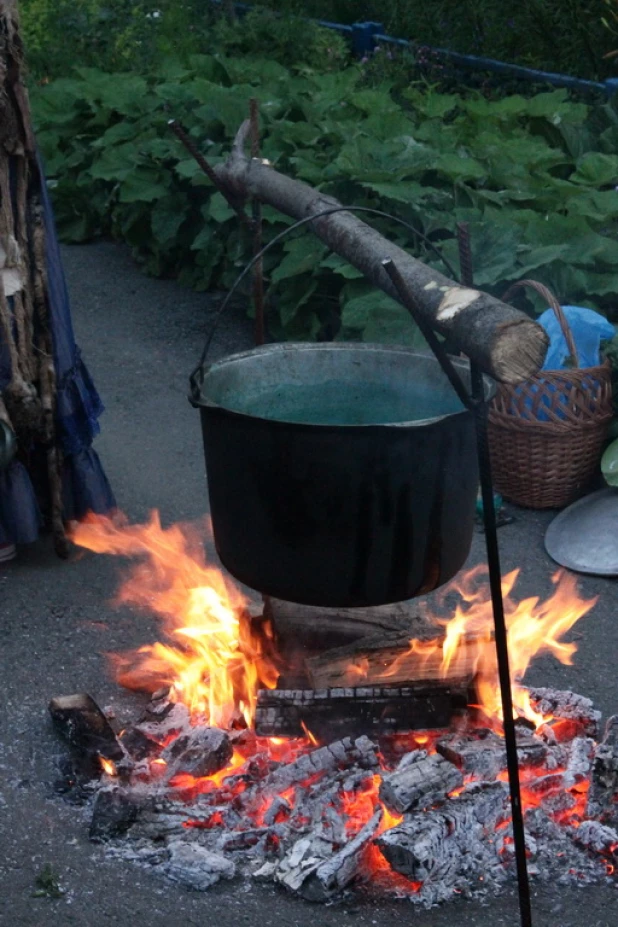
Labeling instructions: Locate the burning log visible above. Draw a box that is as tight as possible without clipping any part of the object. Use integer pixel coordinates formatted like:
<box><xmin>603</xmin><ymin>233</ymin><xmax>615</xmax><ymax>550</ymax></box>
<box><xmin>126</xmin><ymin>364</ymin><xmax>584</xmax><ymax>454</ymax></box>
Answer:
<box><xmin>265</xmin><ymin>736</ymin><xmax>378</xmax><ymax>790</ymax></box>
<box><xmin>379</xmin><ymin>750</ymin><xmax>464</xmax><ymax>814</ymax></box>
<box><xmin>587</xmin><ymin>716</ymin><xmax>618</xmax><ymax>821</ymax></box>
<box><xmin>49</xmin><ymin>694</ymin><xmax>124</xmax><ymax>763</ymax></box>
<box><xmin>375</xmin><ymin>781</ymin><xmax>509</xmax><ymax>892</ymax></box>
<box><xmin>162</xmin><ymin>726</ymin><xmax>233</xmax><ymax>778</ymax></box>
<box><xmin>436</xmin><ymin>728</ymin><xmax>547</xmax><ymax>780</ymax></box>
<box><xmin>254</xmin><ymin>682</ymin><xmax>470</xmax><ymax>740</ymax></box>
<box><xmin>570</xmin><ymin>820</ymin><xmax>618</xmax><ymax>860</ymax></box>
<box><xmin>563</xmin><ymin>736</ymin><xmax>594</xmax><ymax>788</ymax></box>
<box><xmin>264</xmin><ymin>597</ymin><xmax>429</xmax><ymax>658</ymax></box>
<box><xmin>165</xmin><ymin>841</ymin><xmax>236</xmax><ymax>891</ymax></box>
<box><xmin>530</xmin><ymin>687</ymin><xmax>601</xmax><ymax>740</ymax></box>
<box><xmin>275</xmin><ymin>809</ymin><xmax>383</xmax><ymax>901</ymax></box>
<box><xmin>304</xmin><ymin>634</ymin><xmax>479</xmax><ymax>690</ymax></box>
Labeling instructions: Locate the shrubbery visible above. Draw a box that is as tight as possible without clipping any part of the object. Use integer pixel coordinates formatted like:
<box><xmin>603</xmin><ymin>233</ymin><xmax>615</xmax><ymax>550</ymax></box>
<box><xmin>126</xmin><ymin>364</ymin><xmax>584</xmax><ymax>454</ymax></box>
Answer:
<box><xmin>32</xmin><ymin>55</ymin><xmax>618</xmax><ymax>350</ymax></box>
<box><xmin>252</xmin><ymin>0</ymin><xmax>615</xmax><ymax>81</ymax></box>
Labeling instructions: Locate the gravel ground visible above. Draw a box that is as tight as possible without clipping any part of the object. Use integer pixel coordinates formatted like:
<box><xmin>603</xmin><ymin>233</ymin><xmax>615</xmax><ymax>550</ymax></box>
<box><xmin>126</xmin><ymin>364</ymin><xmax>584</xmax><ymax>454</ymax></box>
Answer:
<box><xmin>1</xmin><ymin>241</ymin><xmax>617</xmax><ymax>927</ymax></box>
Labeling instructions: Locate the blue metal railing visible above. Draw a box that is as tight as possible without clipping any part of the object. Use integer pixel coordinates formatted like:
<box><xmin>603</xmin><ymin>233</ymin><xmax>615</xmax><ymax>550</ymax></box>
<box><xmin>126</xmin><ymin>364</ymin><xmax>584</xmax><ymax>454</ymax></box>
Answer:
<box><xmin>208</xmin><ymin>1</ymin><xmax>618</xmax><ymax>98</ymax></box>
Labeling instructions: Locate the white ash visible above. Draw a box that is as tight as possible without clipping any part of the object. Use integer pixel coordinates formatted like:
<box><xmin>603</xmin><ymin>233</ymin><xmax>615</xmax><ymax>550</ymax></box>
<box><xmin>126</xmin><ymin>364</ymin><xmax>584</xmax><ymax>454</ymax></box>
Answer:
<box><xmin>74</xmin><ymin>687</ymin><xmax>618</xmax><ymax>905</ymax></box>
<box><xmin>274</xmin><ymin>808</ymin><xmax>382</xmax><ymax>901</ymax></box>
<box><xmin>166</xmin><ymin>841</ymin><xmax>236</xmax><ymax>891</ymax></box>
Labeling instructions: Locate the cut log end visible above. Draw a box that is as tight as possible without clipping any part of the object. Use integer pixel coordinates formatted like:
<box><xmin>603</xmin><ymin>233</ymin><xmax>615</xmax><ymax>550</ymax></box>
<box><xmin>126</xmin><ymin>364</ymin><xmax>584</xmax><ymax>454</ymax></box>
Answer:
<box><xmin>491</xmin><ymin>320</ymin><xmax>549</xmax><ymax>385</ymax></box>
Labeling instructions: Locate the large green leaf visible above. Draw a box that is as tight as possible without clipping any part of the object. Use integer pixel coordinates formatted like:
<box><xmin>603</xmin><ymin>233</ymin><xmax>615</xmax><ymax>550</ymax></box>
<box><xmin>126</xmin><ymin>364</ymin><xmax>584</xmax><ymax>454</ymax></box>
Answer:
<box><xmin>277</xmin><ymin>276</ymin><xmax>319</xmax><ymax>329</ymax></box>
<box><xmin>571</xmin><ymin>152</ymin><xmax>618</xmax><ymax>186</ymax></box>
<box><xmin>118</xmin><ymin>167</ymin><xmax>168</xmax><ymax>203</ymax></box>
<box><xmin>340</xmin><ymin>290</ymin><xmax>425</xmax><ymax>347</ymax></box>
<box><xmin>601</xmin><ymin>438</ymin><xmax>618</xmax><ymax>487</ymax></box>
<box><xmin>320</xmin><ymin>254</ymin><xmax>364</xmax><ymax>279</ymax></box>
<box><xmin>150</xmin><ymin>195</ymin><xmax>188</xmax><ymax>246</ymax></box>
<box><xmin>271</xmin><ymin>238</ymin><xmax>327</xmax><ymax>283</ymax></box>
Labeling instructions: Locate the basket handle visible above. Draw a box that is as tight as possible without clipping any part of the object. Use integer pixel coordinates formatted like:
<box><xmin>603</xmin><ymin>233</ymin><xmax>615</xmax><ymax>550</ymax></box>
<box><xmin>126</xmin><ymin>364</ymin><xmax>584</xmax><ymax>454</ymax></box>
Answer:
<box><xmin>501</xmin><ymin>279</ymin><xmax>579</xmax><ymax>369</ymax></box>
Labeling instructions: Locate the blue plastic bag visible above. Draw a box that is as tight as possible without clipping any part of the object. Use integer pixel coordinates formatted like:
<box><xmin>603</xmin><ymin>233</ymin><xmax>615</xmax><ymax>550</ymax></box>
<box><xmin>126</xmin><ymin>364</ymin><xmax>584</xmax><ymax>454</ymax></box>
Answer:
<box><xmin>538</xmin><ymin>305</ymin><xmax>614</xmax><ymax>370</ymax></box>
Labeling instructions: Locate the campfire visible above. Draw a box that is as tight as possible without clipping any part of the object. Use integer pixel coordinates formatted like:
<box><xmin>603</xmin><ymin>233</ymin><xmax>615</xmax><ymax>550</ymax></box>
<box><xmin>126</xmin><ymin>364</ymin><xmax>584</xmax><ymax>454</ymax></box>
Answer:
<box><xmin>49</xmin><ymin>511</ymin><xmax>618</xmax><ymax>905</ymax></box>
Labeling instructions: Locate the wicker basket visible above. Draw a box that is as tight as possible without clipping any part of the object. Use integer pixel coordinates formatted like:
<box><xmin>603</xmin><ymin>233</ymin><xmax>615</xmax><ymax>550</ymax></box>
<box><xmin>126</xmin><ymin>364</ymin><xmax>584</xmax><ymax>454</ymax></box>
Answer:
<box><xmin>488</xmin><ymin>280</ymin><xmax>613</xmax><ymax>509</ymax></box>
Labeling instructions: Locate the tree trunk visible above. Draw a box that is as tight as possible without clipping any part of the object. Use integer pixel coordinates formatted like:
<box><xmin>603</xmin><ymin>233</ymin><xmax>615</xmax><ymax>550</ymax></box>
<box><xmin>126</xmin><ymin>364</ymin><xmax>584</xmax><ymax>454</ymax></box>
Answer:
<box><xmin>0</xmin><ymin>0</ymin><xmax>68</xmax><ymax>553</ymax></box>
<box><xmin>215</xmin><ymin>123</ymin><xmax>549</xmax><ymax>384</ymax></box>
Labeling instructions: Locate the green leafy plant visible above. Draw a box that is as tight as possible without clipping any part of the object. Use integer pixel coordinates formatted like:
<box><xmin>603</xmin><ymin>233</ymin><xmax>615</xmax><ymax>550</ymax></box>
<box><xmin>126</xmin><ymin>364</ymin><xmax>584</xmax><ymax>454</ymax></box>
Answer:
<box><xmin>31</xmin><ymin>58</ymin><xmax>618</xmax><ymax>362</ymax></box>
<box><xmin>32</xmin><ymin>864</ymin><xmax>64</xmax><ymax>899</ymax></box>
<box><xmin>601</xmin><ymin>436</ymin><xmax>618</xmax><ymax>484</ymax></box>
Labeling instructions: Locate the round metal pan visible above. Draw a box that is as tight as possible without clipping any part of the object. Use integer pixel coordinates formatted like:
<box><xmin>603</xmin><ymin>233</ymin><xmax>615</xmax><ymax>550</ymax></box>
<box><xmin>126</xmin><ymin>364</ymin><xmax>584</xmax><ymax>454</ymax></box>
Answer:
<box><xmin>545</xmin><ymin>488</ymin><xmax>618</xmax><ymax>575</ymax></box>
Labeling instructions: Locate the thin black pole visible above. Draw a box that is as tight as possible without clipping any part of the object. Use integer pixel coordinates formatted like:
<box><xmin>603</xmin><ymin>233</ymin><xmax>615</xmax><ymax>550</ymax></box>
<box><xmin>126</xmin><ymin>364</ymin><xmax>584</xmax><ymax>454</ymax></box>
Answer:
<box><xmin>471</xmin><ymin>372</ymin><xmax>533</xmax><ymax>927</ymax></box>
<box><xmin>384</xmin><ymin>240</ymin><xmax>533</xmax><ymax>927</ymax></box>
<box><xmin>458</xmin><ymin>222</ymin><xmax>532</xmax><ymax>927</ymax></box>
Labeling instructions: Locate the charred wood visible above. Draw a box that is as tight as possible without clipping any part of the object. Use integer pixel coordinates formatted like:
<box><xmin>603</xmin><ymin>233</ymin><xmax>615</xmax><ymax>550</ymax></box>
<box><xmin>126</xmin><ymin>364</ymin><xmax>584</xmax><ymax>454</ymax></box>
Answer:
<box><xmin>529</xmin><ymin>688</ymin><xmax>601</xmax><ymax>740</ymax></box>
<box><xmin>375</xmin><ymin>781</ymin><xmax>509</xmax><ymax>885</ymax></box>
<box><xmin>437</xmin><ymin>728</ymin><xmax>547</xmax><ymax>780</ymax></box>
<box><xmin>254</xmin><ymin>682</ymin><xmax>471</xmax><ymax>741</ymax></box>
<box><xmin>264</xmin><ymin>597</ymin><xmax>429</xmax><ymax>658</ymax></box>
<box><xmin>49</xmin><ymin>693</ymin><xmax>124</xmax><ymax>763</ymax></box>
<box><xmin>165</xmin><ymin>841</ymin><xmax>236</xmax><ymax>891</ymax></box>
<box><xmin>587</xmin><ymin>717</ymin><xmax>618</xmax><ymax>820</ymax></box>
<box><xmin>265</xmin><ymin>736</ymin><xmax>378</xmax><ymax>790</ymax></box>
<box><xmin>89</xmin><ymin>787</ymin><xmax>142</xmax><ymax>841</ymax></box>
<box><xmin>379</xmin><ymin>750</ymin><xmax>463</xmax><ymax>814</ymax></box>
<box><xmin>304</xmin><ymin>634</ymin><xmax>479</xmax><ymax>690</ymax></box>
<box><xmin>162</xmin><ymin>726</ymin><xmax>233</xmax><ymax>778</ymax></box>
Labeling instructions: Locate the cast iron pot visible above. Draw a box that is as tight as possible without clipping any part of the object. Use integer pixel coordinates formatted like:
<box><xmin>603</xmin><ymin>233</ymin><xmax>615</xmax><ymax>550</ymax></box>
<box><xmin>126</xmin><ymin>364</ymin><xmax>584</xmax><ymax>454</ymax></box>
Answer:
<box><xmin>195</xmin><ymin>343</ymin><xmax>489</xmax><ymax>608</ymax></box>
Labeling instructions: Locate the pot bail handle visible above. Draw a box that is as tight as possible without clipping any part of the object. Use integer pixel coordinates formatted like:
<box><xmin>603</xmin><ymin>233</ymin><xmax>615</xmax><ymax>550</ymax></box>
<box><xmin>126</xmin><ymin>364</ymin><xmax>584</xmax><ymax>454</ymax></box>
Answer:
<box><xmin>188</xmin><ymin>206</ymin><xmax>460</xmax><ymax>407</ymax></box>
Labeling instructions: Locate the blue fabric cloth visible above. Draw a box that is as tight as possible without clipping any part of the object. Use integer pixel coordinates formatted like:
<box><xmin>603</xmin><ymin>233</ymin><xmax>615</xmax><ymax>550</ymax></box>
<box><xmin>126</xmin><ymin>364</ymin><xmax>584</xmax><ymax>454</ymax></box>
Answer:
<box><xmin>0</xmin><ymin>155</ymin><xmax>115</xmax><ymax>544</ymax></box>
<box><xmin>0</xmin><ymin>461</ymin><xmax>41</xmax><ymax>544</ymax></box>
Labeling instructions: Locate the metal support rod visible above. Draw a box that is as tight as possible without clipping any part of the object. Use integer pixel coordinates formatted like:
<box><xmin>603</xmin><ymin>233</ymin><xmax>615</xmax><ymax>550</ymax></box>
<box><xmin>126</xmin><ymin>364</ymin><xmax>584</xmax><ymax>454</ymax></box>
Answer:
<box><xmin>383</xmin><ymin>248</ymin><xmax>533</xmax><ymax>927</ymax></box>
<box><xmin>472</xmin><ymin>373</ymin><xmax>533</xmax><ymax>927</ymax></box>
<box><xmin>249</xmin><ymin>99</ymin><xmax>265</xmax><ymax>346</ymax></box>
<box><xmin>458</xmin><ymin>220</ymin><xmax>532</xmax><ymax>927</ymax></box>
<box><xmin>168</xmin><ymin>119</ymin><xmax>250</xmax><ymax>226</ymax></box>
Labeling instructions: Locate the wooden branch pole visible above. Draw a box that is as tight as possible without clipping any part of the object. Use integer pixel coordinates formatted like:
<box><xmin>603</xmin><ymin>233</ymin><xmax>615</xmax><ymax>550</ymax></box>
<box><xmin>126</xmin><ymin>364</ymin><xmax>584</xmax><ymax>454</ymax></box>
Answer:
<box><xmin>215</xmin><ymin>122</ymin><xmax>548</xmax><ymax>384</ymax></box>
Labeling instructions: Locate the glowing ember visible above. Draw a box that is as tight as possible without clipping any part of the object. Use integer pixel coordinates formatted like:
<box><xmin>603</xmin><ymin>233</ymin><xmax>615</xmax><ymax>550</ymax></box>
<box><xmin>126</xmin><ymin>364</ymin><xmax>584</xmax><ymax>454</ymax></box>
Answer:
<box><xmin>99</xmin><ymin>756</ymin><xmax>117</xmax><ymax>776</ymax></box>
<box><xmin>99</xmin><ymin>756</ymin><xmax>118</xmax><ymax>776</ymax></box>
<box><xmin>67</xmin><ymin>511</ymin><xmax>614</xmax><ymax>903</ymax></box>
<box><xmin>71</xmin><ymin>512</ymin><xmax>279</xmax><ymax>727</ymax></box>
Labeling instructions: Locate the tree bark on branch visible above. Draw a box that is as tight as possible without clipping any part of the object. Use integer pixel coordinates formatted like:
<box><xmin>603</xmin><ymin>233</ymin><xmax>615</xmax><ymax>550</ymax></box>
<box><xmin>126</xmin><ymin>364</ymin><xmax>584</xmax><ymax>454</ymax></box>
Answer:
<box><xmin>215</xmin><ymin>122</ymin><xmax>549</xmax><ymax>384</ymax></box>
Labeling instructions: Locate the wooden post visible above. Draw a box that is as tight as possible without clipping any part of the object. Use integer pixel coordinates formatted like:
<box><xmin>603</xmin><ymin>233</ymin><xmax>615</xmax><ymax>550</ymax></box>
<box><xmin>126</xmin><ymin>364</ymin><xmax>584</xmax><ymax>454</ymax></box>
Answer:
<box><xmin>0</xmin><ymin>0</ymin><xmax>68</xmax><ymax>554</ymax></box>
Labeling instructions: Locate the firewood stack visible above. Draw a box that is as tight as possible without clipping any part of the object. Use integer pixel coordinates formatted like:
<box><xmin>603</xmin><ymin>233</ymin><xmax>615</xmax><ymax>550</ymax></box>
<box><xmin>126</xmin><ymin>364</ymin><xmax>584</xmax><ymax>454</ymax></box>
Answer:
<box><xmin>253</xmin><ymin>597</ymin><xmax>477</xmax><ymax>740</ymax></box>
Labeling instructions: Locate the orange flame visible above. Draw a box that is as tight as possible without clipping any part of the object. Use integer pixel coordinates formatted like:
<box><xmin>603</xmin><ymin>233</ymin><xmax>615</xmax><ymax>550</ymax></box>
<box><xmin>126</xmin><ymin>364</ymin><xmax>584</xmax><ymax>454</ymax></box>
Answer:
<box><xmin>439</xmin><ymin>567</ymin><xmax>595</xmax><ymax>726</ymax></box>
<box><xmin>99</xmin><ymin>756</ymin><xmax>117</xmax><ymax>776</ymax></box>
<box><xmin>386</xmin><ymin>567</ymin><xmax>596</xmax><ymax>728</ymax></box>
<box><xmin>300</xmin><ymin>721</ymin><xmax>319</xmax><ymax>746</ymax></box>
<box><xmin>71</xmin><ymin>512</ymin><xmax>279</xmax><ymax>727</ymax></box>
